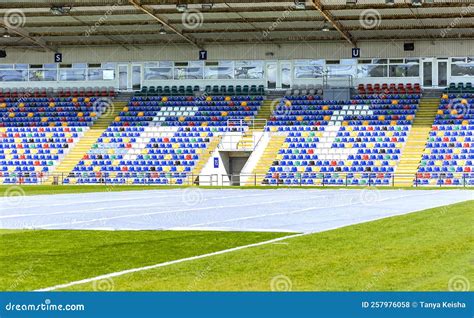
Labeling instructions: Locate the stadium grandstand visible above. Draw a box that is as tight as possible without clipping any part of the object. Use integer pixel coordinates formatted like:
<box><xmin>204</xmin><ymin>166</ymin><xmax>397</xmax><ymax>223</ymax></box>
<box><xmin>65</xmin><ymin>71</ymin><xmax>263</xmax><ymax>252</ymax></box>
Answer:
<box><xmin>0</xmin><ymin>0</ymin><xmax>473</xmax><ymax>188</ymax></box>
<box><xmin>0</xmin><ymin>0</ymin><xmax>473</xmax><ymax>302</ymax></box>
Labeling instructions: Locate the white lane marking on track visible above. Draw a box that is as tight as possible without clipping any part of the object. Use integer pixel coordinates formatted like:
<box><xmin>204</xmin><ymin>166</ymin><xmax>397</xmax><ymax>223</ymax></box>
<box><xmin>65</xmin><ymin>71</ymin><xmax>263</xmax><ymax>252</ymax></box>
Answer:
<box><xmin>35</xmin><ymin>233</ymin><xmax>304</xmax><ymax>292</ymax></box>
<box><xmin>184</xmin><ymin>191</ymin><xmax>447</xmax><ymax>228</ymax></box>
<box><xmin>0</xmin><ymin>188</ymin><xmax>326</xmax><ymax>212</ymax></box>
<box><xmin>0</xmin><ymin>192</ymin><xmax>190</xmax><ymax>211</ymax></box>
<box><xmin>30</xmin><ymin>195</ymin><xmax>326</xmax><ymax>229</ymax></box>
<box><xmin>0</xmin><ymin>192</ymin><xmax>274</xmax><ymax>219</ymax></box>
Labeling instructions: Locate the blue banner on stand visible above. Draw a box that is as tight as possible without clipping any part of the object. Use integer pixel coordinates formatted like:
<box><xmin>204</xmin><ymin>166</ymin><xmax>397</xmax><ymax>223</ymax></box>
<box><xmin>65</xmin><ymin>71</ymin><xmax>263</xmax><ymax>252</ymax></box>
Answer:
<box><xmin>0</xmin><ymin>292</ymin><xmax>472</xmax><ymax>318</ymax></box>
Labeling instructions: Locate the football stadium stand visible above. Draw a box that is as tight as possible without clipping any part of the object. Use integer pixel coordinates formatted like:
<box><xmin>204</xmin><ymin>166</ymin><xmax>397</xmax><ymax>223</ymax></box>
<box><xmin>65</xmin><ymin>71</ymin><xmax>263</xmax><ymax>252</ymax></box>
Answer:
<box><xmin>0</xmin><ymin>84</ymin><xmax>472</xmax><ymax>187</ymax></box>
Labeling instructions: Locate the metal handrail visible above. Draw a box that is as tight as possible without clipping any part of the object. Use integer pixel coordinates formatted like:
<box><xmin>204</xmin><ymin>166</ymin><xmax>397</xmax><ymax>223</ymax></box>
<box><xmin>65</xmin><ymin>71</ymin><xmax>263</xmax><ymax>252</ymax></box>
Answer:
<box><xmin>2</xmin><ymin>172</ymin><xmax>473</xmax><ymax>187</ymax></box>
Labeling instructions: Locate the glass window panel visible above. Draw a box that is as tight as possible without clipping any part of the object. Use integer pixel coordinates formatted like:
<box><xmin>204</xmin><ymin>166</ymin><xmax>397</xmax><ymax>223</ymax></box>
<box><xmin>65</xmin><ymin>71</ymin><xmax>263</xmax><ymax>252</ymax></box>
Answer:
<box><xmin>235</xmin><ymin>61</ymin><xmax>264</xmax><ymax>79</ymax></box>
<box><xmin>451</xmin><ymin>62</ymin><xmax>474</xmax><ymax>76</ymax></box>
<box><xmin>357</xmin><ymin>65</ymin><xmax>388</xmax><ymax>77</ymax></box>
<box><xmin>72</xmin><ymin>63</ymin><xmax>87</xmax><ymax>69</ymax></box>
<box><xmin>372</xmin><ymin>59</ymin><xmax>387</xmax><ymax>64</ymax></box>
<box><xmin>0</xmin><ymin>69</ymin><xmax>27</xmax><ymax>81</ymax></box>
<box><xmin>43</xmin><ymin>63</ymin><xmax>57</xmax><ymax>69</ymax></box>
<box><xmin>102</xmin><ymin>62</ymin><xmax>116</xmax><ymax>69</ymax></box>
<box><xmin>405</xmin><ymin>58</ymin><xmax>419</xmax><ymax>64</ymax></box>
<box><xmin>174</xmin><ymin>66</ymin><xmax>203</xmax><ymax>79</ymax></box>
<box><xmin>29</xmin><ymin>69</ymin><xmax>57</xmax><ymax>81</ymax></box>
<box><xmin>59</xmin><ymin>69</ymin><xmax>86</xmax><ymax>81</ymax></box>
<box><xmin>204</xmin><ymin>66</ymin><xmax>233</xmax><ymax>79</ymax></box>
<box><xmin>327</xmin><ymin>65</ymin><xmax>356</xmax><ymax>76</ymax></box>
<box><xmin>294</xmin><ymin>65</ymin><xmax>323</xmax><ymax>79</ymax></box>
<box><xmin>15</xmin><ymin>64</ymin><xmax>29</xmax><ymax>70</ymax></box>
<box><xmin>189</xmin><ymin>61</ymin><xmax>204</xmax><ymax>67</ymax></box>
<box><xmin>389</xmin><ymin>59</ymin><xmax>404</xmax><ymax>64</ymax></box>
<box><xmin>144</xmin><ymin>67</ymin><xmax>173</xmax><ymax>80</ymax></box>
<box><xmin>389</xmin><ymin>64</ymin><xmax>419</xmax><ymax>77</ymax></box>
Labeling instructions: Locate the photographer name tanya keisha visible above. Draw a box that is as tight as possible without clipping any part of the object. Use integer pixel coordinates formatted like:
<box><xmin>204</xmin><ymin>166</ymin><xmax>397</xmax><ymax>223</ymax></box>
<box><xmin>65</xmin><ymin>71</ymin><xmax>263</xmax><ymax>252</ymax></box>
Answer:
<box><xmin>419</xmin><ymin>301</ymin><xmax>467</xmax><ymax>309</ymax></box>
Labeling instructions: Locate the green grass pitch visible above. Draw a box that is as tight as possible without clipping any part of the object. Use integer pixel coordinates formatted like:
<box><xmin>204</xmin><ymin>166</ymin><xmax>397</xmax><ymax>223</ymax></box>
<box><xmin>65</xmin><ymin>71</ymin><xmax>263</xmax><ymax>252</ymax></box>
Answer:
<box><xmin>0</xmin><ymin>230</ymin><xmax>288</xmax><ymax>291</ymax></box>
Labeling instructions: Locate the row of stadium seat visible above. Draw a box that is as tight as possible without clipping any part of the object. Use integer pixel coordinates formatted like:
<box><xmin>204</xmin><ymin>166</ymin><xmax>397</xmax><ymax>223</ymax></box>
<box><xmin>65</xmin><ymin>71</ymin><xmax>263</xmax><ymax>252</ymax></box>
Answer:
<box><xmin>136</xmin><ymin>85</ymin><xmax>265</xmax><ymax>96</ymax></box>
<box><xmin>357</xmin><ymin>83</ymin><xmax>421</xmax><ymax>95</ymax></box>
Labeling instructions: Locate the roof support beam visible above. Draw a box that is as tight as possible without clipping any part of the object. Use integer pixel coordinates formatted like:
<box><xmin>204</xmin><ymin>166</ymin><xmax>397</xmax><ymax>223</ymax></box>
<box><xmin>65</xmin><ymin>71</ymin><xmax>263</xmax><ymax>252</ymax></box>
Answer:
<box><xmin>310</xmin><ymin>0</ymin><xmax>356</xmax><ymax>46</ymax></box>
<box><xmin>127</xmin><ymin>0</ymin><xmax>202</xmax><ymax>49</ymax></box>
<box><xmin>0</xmin><ymin>22</ymin><xmax>56</xmax><ymax>52</ymax></box>
<box><xmin>20</xmin><ymin>12</ymin><xmax>474</xmax><ymax>28</ymax></box>
<box><xmin>27</xmin><ymin>23</ymin><xmax>474</xmax><ymax>37</ymax></box>
<box><xmin>0</xmin><ymin>1</ymin><xmax>470</xmax><ymax>9</ymax></box>
<box><xmin>12</xmin><ymin>32</ymin><xmax>474</xmax><ymax>47</ymax></box>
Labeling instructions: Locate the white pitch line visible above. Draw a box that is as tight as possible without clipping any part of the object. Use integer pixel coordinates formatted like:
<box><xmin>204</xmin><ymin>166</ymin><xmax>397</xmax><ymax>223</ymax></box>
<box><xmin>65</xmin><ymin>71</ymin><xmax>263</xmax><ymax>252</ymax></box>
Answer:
<box><xmin>35</xmin><ymin>233</ymin><xmax>304</xmax><ymax>292</ymax></box>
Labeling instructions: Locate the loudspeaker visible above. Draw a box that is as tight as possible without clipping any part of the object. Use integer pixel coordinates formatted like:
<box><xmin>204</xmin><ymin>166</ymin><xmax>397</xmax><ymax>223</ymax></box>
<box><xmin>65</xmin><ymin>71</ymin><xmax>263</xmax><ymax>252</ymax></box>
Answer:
<box><xmin>0</xmin><ymin>50</ymin><xmax>6</xmax><ymax>58</ymax></box>
<box><xmin>404</xmin><ymin>43</ymin><xmax>414</xmax><ymax>51</ymax></box>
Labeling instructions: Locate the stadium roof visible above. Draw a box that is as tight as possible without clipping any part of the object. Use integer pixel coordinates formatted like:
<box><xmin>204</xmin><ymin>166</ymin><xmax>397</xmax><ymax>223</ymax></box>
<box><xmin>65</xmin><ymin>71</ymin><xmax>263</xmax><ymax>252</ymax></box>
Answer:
<box><xmin>0</xmin><ymin>0</ymin><xmax>473</xmax><ymax>51</ymax></box>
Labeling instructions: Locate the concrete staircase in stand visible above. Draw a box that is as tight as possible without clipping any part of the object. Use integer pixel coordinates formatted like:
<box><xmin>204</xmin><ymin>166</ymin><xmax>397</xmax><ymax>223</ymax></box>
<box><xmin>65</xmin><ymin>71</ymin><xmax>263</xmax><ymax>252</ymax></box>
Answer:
<box><xmin>236</xmin><ymin>99</ymin><xmax>275</xmax><ymax>149</ymax></box>
<box><xmin>247</xmin><ymin>135</ymin><xmax>286</xmax><ymax>185</ymax></box>
<box><xmin>394</xmin><ymin>97</ymin><xmax>440</xmax><ymax>186</ymax></box>
<box><xmin>45</xmin><ymin>101</ymin><xmax>126</xmax><ymax>184</ymax></box>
